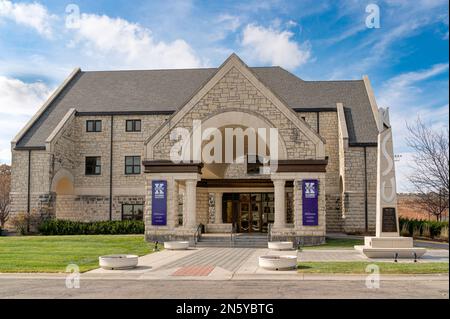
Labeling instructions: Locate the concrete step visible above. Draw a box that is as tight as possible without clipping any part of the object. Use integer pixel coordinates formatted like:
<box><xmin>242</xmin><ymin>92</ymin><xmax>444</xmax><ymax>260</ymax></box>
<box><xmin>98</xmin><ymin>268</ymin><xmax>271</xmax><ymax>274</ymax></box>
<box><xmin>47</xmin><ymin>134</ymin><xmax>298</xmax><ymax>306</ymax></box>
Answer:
<box><xmin>195</xmin><ymin>242</ymin><xmax>268</xmax><ymax>248</ymax></box>
<box><xmin>197</xmin><ymin>234</ymin><xmax>268</xmax><ymax>248</ymax></box>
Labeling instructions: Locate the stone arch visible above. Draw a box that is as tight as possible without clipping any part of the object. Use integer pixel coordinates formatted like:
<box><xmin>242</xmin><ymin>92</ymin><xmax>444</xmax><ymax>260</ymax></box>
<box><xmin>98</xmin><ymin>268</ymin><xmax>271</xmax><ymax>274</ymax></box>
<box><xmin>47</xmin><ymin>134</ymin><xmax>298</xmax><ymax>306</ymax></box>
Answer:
<box><xmin>51</xmin><ymin>168</ymin><xmax>75</xmax><ymax>195</ymax></box>
<box><xmin>184</xmin><ymin>110</ymin><xmax>289</xmax><ymax>178</ymax></box>
<box><xmin>183</xmin><ymin>109</ymin><xmax>288</xmax><ymax>159</ymax></box>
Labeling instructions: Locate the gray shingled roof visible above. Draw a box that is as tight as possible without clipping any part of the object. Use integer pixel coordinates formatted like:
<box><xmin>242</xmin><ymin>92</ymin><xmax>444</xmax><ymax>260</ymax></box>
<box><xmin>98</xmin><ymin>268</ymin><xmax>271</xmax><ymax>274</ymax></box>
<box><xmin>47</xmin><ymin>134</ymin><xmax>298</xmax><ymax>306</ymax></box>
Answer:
<box><xmin>16</xmin><ymin>66</ymin><xmax>378</xmax><ymax>148</ymax></box>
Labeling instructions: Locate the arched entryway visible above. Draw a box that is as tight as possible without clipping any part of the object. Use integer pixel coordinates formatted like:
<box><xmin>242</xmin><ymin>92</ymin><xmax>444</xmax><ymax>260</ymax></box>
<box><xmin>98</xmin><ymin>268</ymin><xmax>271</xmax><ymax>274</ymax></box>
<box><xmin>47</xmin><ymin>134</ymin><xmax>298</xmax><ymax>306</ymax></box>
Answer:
<box><xmin>51</xmin><ymin>168</ymin><xmax>76</xmax><ymax>220</ymax></box>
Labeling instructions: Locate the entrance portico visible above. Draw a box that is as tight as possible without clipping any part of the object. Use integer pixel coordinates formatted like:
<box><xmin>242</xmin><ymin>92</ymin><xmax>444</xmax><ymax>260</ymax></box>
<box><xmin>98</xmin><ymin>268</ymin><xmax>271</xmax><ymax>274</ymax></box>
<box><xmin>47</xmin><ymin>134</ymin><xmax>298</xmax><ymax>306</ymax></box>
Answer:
<box><xmin>143</xmin><ymin>160</ymin><xmax>327</xmax><ymax>245</ymax></box>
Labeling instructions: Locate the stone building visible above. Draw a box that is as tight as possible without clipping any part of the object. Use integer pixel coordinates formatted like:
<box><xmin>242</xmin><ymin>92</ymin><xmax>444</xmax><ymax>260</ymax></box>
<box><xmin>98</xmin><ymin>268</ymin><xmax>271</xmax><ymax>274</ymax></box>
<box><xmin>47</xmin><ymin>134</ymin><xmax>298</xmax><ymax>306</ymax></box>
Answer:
<box><xmin>9</xmin><ymin>54</ymin><xmax>384</xmax><ymax>244</ymax></box>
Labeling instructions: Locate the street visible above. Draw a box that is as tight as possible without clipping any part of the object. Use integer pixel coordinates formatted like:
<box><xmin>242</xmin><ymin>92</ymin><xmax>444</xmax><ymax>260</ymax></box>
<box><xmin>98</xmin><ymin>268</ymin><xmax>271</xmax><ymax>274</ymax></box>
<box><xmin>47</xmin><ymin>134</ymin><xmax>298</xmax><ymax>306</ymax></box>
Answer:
<box><xmin>0</xmin><ymin>276</ymin><xmax>448</xmax><ymax>299</ymax></box>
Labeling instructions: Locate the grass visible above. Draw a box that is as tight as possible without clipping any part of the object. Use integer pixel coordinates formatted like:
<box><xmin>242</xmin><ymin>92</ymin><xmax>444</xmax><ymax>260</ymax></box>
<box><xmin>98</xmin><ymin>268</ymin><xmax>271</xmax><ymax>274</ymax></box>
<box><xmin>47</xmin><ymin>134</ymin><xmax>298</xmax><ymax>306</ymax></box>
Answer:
<box><xmin>301</xmin><ymin>237</ymin><xmax>364</xmax><ymax>249</ymax></box>
<box><xmin>0</xmin><ymin>235</ymin><xmax>160</xmax><ymax>273</ymax></box>
<box><xmin>297</xmin><ymin>261</ymin><xmax>449</xmax><ymax>274</ymax></box>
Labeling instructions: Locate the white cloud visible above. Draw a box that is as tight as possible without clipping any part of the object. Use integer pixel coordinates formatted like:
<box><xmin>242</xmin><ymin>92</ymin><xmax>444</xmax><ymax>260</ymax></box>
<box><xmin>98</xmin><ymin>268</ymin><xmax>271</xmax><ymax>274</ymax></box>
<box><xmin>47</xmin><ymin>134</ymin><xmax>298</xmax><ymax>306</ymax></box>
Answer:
<box><xmin>207</xmin><ymin>14</ymin><xmax>242</xmax><ymax>42</ymax></box>
<box><xmin>0</xmin><ymin>0</ymin><xmax>56</xmax><ymax>38</ymax></box>
<box><xmin>69</xmin><ymin>13</ymin><xmax>202</xmax><ymax>69</ymax></box>
<box><xmin>0</xmin><ymin>76</ymin><xmax>53</xmax><ymax>163</ymax></box>
<box><xmin>240</xmin><ymin>24</ymin><xmax>311</xmax><ymax>70</ymax></box>
<box><xmin>0</xmin><ymin>75</ymin><xmax>52</xmax><ymax>116</ymax></box>
<box><xmin>217</xmin><ymin>14</ymin><xmax>241</xmax><ymax>33</ymax></box>
<box><xmin>376</xmin><ymin>64</ymin><xmax>449</xmax><ymax>192</ymax></box>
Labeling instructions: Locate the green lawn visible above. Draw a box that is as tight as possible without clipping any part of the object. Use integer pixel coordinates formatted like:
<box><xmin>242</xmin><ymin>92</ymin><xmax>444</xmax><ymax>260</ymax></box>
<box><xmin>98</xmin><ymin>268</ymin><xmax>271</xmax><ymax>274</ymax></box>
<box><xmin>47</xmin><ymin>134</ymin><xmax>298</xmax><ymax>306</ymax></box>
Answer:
<box><xmin>301</xmin><ymin>237</ymin><xmax>364</xmax><ymax>249</ymax></box>
<box><xmin>0</xmin><ymin>235</ymin><xmax>160</xmax><ymax>273</ymax></box>
<box><xmin>297</xmin><ymin>261</ymin><xmax>449</xmax><ymax>274</ymax></box>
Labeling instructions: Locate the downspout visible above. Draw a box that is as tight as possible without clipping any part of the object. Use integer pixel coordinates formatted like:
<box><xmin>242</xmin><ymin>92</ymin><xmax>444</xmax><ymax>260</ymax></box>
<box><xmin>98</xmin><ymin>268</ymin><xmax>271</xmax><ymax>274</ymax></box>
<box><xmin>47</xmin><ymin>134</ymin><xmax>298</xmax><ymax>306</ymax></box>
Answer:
<box><xmin>363</xmin><ymin>146</ymin><xmax>368</xmax><ymax>233</ymax></box>
<box><xmin>27</xmin><ymin>150</ymin><xmax>31</xmax><ymax>233</ymax></box>
<box><xmin>316</xmin><ymin>112</ymin><xmax>320</xmax><ymax>134</ymax></box>
<box><xmin>109</xmin><ymin>115</ymin><xmax>114</xmax><ymax>221</ymax></box>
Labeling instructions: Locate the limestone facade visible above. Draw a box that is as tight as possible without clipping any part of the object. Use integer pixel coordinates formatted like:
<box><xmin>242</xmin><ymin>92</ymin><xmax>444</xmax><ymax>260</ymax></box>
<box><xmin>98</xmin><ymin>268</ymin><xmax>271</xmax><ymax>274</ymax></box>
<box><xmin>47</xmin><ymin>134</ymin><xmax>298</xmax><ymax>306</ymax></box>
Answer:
<box><xmin>9</xmin><ymin>54</ymin><xmax>381</xmax><ymax>242</ymax></box>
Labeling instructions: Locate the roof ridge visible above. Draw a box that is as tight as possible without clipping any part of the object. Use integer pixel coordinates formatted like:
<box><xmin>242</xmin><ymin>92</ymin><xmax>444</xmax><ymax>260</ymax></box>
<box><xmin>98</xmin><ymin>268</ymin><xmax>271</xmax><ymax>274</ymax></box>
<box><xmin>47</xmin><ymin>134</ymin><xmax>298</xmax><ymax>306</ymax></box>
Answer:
<box><xmin>82</xmin><ymin>67</ymin><xmax>218</xmax><ymax>73</ymax></box>
<box><xmin>302</xmin><ymin>79</ymin><xmax>364</xmax><ymax>83</ymax></box>
<box><xmin>82</xmin><ymin>66</ymin><xmax>286</xmax><ymax>73</ymax></box>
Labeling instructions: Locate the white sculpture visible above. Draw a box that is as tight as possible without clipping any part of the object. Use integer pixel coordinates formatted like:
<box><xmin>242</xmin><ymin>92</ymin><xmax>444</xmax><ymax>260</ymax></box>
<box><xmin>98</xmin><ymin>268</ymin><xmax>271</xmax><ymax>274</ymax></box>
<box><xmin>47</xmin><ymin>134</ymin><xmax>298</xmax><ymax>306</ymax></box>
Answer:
<box><xmin>355</xmin><ymin>108</ymin><xmax>426</xmax><ymax>258</ymax></box>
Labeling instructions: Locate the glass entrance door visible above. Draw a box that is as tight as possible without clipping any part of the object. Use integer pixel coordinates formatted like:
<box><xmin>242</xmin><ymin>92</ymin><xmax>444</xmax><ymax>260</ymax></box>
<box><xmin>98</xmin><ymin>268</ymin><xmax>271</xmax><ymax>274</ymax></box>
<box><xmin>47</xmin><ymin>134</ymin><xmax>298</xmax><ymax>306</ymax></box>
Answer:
<box><xmin>223</xmin><ymin>192</ymin><xmax>274</xmax><ymax>233</ymax></box>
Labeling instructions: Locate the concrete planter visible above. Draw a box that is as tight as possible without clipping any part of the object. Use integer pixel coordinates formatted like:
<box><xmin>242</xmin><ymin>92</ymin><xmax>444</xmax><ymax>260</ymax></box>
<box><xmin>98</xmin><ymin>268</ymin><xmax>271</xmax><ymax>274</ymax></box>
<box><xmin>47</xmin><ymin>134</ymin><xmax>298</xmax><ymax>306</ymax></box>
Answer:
<box><xmin>164</xmin><ymin>241</ymin><xmax>190</xmax><ymax>250</ymax></box>
<box><xmin>268</xmin><ymin>241</ymin><xmax>293</xmax><ymax>250</ymax></box>
<box><xmin>258</xmin><ymin>255</ymin><xmax>297</xmax><ymax>270</ymax></box>
<box><xmin>99</xmin><ymin>254</ymin><xmax>138</xmax><ymax>270</ymax></box>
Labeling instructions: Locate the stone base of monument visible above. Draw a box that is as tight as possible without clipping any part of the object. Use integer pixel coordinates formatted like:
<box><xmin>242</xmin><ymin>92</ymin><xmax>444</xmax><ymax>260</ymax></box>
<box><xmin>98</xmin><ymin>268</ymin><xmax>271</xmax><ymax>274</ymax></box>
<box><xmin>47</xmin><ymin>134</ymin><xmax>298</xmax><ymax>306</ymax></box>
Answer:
<box><xmin>354</xmin><ymin>236</ymin><xmax>427</xmax><ymax>258</ymax></box>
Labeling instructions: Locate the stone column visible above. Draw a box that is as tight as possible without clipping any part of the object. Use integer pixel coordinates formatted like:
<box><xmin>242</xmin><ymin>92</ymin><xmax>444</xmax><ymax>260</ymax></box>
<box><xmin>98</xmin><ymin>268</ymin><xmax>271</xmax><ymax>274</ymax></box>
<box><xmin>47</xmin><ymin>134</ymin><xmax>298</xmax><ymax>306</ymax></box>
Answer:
<box><xmin>214</xmin><ymin>192</ymin><xmax>223</xmax><ymax>224</ymax></box>
<box><xmin>169</xmin><ymin>179</ymin><xmax>178</xmax><ymax>228</ymax></box>
<box><xmin>184</xmin><ymin>180</ymin><xmax>197</xmax><ymax>228</ymax></box>
<box><xmin>273</xmin><ymin>179</ymin><xmax>286</xmax><ymax>228</ymax></box>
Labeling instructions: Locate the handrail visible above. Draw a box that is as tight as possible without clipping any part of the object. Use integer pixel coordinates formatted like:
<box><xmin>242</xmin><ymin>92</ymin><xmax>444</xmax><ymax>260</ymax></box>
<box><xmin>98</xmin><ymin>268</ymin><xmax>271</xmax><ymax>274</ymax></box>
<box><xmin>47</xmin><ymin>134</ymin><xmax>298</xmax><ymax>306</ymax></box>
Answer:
<box><xmin>194</xmin><ymin>223</ymin><xmax>202</xmax><ymax>245</ymax></box>
<box><xmin>230</xmin><ymin>223</ymin><xmax>236</xmax><ymax>247</ymax></box>
<box><xmin>267</xmin><ymin>223</ymin><xmax>273</xmax><ymax>242</ymax></box>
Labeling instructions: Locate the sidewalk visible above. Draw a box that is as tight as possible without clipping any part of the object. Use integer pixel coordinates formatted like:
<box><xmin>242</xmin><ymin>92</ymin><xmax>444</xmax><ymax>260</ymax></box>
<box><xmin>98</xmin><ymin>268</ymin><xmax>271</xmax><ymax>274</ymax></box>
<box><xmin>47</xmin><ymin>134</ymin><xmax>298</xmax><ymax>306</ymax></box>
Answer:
<box><xmin>1</xmin><ymin>247</ymin><xmax>445</xmax><ymax>282</ymax></box>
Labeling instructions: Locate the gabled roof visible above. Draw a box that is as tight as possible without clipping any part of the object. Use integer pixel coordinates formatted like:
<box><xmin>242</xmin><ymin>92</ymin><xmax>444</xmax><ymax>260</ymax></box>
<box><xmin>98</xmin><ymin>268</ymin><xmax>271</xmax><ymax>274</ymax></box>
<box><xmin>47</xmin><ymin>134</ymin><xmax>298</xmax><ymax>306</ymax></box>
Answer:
<box><xmin>14</xmin><ymin>62</ymin><xmax>379</xmax><ymax>148</ymax></box>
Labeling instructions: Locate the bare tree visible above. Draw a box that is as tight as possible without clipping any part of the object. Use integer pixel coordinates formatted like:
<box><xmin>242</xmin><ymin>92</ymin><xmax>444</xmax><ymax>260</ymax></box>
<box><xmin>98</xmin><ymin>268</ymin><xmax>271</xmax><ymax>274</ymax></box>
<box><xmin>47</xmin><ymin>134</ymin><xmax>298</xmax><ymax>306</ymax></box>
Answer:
<box><xmin>0</xmin><ymin>164</ymin><xmax>11</xmax><ymax>227</ymax></box>
<box><xmin>406</xmin><ymin>118</ymin><xmax>449</xmax><ymax>221</ymax></box>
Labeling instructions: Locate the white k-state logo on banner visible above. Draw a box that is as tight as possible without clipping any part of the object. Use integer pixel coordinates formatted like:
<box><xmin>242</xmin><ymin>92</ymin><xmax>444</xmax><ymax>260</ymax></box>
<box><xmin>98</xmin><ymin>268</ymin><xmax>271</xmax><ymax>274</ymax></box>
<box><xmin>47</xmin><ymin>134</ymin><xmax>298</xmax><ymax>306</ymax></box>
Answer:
<box><xmin>305</xmin><ymin>182</ymin><xmax>316</xmax><ymax>198</ymax></box>
<box><xmin>154</xmin><ymin>183</ymin><xmax>165</xmax><ymax>199</ymax></box>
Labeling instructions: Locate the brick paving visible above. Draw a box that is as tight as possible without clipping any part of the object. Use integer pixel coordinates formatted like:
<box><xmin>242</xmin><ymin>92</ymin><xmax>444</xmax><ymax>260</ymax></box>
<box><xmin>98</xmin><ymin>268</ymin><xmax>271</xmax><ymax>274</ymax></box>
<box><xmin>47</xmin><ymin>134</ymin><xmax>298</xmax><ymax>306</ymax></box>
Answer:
<box><xmin>171</xmin><ymin>266</ymin><xmax>215</xmax><ymax>276</ymax></box>
<box><xmin>163</xmin><ymin>248</ymin><xmax>255</xmax><ymax>272</ymax></box>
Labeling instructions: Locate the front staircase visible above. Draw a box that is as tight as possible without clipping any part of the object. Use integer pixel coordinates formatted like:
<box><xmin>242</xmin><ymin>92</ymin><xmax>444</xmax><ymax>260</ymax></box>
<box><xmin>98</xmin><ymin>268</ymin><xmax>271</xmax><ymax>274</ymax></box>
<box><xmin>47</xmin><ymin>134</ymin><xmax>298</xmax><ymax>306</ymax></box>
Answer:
<box><xmin>196</xmin><ymin>233</ymin><xmax>268</xmax><ymax>248</ymax></box>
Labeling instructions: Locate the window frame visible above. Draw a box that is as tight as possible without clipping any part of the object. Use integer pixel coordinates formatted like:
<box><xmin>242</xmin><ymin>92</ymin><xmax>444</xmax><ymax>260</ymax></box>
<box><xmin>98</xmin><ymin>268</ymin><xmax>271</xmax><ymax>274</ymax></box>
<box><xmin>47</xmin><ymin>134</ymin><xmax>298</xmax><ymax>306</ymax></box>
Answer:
<box><xmin>85</xmin><ymin>156</ymin><xmax>101</xmax><ymax>175</ymax></box>
<box><xmin>121</xmin><ymin>203</ymin><xmax>144</xmax><ymax>221</ymax></box>
<box><xmin>86</xmin><ymin>120</ymin><xmax>102</xmax><ymax>132</ymax></box>
<box><xmin>125</xmin><ymin>156</ymin><xmax>141</xmax><ymax>175</ymax></box>
<box><xmin>125</xmin><ymin>119</ymin><xmax>141</xmax><ymax>132</ymax></box>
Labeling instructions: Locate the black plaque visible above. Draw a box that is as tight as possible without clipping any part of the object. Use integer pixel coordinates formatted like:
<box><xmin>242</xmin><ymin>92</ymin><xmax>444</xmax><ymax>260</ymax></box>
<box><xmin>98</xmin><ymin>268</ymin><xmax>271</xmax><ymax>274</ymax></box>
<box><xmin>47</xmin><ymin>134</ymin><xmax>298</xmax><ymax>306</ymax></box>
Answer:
<box><xmin>382</xmin><ymin>207</ymin><xmax>397</xmax><ymax>232</ymax></box>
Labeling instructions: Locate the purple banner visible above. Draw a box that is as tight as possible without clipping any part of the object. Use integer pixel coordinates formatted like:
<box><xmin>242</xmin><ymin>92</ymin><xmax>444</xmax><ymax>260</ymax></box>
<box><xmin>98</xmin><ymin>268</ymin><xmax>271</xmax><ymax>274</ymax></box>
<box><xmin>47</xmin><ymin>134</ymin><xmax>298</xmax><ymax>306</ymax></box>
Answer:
<box><xmin>151</xmin><ymin>180</ymin><xmax>167</xmax><ymax>226</ymax></box>
<box><xmin>302</xmin><ymin>179</ymin><xmax>319</xmax><ymax>226</ymax></box>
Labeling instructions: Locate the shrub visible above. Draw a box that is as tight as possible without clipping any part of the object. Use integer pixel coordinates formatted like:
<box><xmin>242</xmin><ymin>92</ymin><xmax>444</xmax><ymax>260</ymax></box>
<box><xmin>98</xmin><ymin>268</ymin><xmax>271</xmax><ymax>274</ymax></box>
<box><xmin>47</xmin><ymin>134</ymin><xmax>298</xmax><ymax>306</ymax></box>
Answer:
<box><xmin>10</xmin><ymin>212</ymin><xmax>31</xmax><ymax>235</ymax></box>
<box><xmin>421</xmin><ymin>224</ymin><xmax>431</xmax><ymax>238</ymax></box>
<box><xmin>400</xmin><ymin>222</ymin><xmax>410</xmax><ymax>236</ymax></box>
<box><xmin>412</xmin><ymin>226</ymin><xmax>421</xmax><ymax>238</ymax></box>
<box><xmin>38</xmin><ymin>219</ymin><xmax>145</xmax><ymax>235</ymax></box>
<box><xmin>399</xmin><ymin>217</ymin><xmax>449</xmax><ymax>239</ymax></box>
<box><xmin>439</xmin><ymin>226</ymin><xmax>449</xmax><ymax>241</ymax></box>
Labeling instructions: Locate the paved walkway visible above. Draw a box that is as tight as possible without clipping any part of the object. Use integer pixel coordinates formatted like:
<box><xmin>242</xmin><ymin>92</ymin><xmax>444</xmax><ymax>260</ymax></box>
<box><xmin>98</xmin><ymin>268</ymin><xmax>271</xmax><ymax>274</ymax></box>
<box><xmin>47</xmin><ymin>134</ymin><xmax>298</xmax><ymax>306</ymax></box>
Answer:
<box><xmin>78</xmin><ymin>247</ymin><xmax>449</xmax><ymax>281</ymax></box>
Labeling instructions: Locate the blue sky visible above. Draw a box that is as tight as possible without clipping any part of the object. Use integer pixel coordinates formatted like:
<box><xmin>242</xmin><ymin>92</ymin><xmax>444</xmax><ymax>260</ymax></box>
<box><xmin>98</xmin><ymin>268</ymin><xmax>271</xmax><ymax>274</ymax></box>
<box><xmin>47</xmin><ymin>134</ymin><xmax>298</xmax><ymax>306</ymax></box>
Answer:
<box><xmin>0</xmin><ymin>0</ymin><xmax>448</xmax><ymax>191</ymax></box>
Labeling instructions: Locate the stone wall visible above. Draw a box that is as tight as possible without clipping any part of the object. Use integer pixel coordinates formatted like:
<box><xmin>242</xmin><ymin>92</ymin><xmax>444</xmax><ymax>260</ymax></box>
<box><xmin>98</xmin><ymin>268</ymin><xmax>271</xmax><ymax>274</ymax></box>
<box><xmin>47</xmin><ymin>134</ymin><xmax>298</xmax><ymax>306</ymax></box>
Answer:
<box><xmin>341</xmin><ymin>146</ymin><xmax>377</xmax><ymax>233</ymax></box>
<box><xmin>8</xmin><ymin>149</ymin><xmax>54</xmax><ymax>229</ymax></box>
<box><xmin>297</xmin><ymin>111</ymin><xmax>343</xmax><ymax>232</ymax></box>
<box><xmin>9</xmin><ymin>114</ymin><xmax>167</xmax><ymax>227</ymax></box>
<box><xmin>55</xmin><ymin>195</ymin><xmax>145</xmax><ymax>221</ymax></box>
<box><xmin>196</xmin><ymin>189</ymin><xmax>209</xmax><ymax>225</ymax></box>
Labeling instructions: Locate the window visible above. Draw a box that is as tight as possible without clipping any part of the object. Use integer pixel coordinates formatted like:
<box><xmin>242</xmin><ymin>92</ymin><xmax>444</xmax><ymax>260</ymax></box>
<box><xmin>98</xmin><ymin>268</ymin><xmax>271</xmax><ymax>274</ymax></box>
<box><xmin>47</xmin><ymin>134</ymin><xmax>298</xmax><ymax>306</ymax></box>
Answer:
<box><xmin>122</xmin><ymin>204</ymin><xmax>144</xmax><ymax>221</ymax></box>
<box><xmin>86</xmin><ymin>120</ymin><xmax>102</xmax><ymax>132</ymax></box>
<box><xmin>247</xmin><ymin>154</ymin><xmax>264</xmax><ymax>175</ymax></box>
<box><xmin>85</xmin><ymin>157</ymin><xmax>101</xmax><ymax>175</ymax></box>
<box><xmin>125</xmin><ymin>156</ymin><xmax>141</xmax><ymax>175</ymax></box>
<box><xmin>126</xmin><ymin>120</ymin><xmax>141</xmax><ymax>132</ymax></box>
